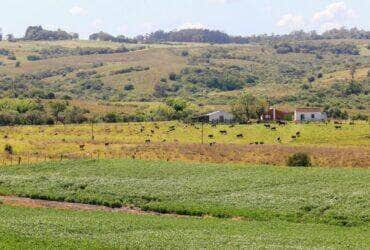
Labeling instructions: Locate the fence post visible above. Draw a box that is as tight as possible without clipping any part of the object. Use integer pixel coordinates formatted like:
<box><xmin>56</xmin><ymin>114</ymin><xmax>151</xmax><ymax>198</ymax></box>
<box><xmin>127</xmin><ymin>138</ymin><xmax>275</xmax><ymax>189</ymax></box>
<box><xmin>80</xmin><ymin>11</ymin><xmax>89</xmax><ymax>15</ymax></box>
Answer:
<box><xmin>18</xmin><ymin>157</ymin><xmax>21</xmax><ymax>165</ymax></box>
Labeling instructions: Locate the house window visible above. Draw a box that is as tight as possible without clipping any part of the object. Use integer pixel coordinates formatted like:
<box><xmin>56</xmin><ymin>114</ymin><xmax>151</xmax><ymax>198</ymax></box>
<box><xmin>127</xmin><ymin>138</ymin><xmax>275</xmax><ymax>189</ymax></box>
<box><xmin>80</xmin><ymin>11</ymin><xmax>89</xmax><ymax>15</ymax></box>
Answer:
<box><xmin>311</xmin><ymin>114</ymin><xmax>315</xmax><ymax>119</ymax></box>
<box><xmin>300</xmin><ymin>114</ymin><xmax>305</xmax><ymax>120</ymax></box>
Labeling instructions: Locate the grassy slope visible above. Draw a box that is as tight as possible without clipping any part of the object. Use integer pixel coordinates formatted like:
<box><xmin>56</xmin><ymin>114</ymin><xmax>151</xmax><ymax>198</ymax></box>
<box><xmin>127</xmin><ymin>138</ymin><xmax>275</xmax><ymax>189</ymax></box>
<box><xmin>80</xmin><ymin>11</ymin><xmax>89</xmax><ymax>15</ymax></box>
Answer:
<box><xmin>0</xmin><ymin>205</ymin><xmax>368</xmax><ymax>249</ymax></box>
<box><xmin>1</xmin><ymin>40</ymin><xmax>369</xmax><ymax>113</ymax></box>
<box><xmin>0</xmin><ymin>159</ymin><xmax>369</xmax><ymax>226</ymax></box>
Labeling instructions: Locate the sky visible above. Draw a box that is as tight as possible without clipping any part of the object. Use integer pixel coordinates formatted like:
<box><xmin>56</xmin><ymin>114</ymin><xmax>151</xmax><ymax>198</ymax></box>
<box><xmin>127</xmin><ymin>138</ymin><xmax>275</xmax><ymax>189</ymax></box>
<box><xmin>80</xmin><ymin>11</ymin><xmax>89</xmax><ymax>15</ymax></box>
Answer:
<box><xmin>0</xmin><ymin>0</ymin><xmax>369</xmax><ymax>39</ymax></box>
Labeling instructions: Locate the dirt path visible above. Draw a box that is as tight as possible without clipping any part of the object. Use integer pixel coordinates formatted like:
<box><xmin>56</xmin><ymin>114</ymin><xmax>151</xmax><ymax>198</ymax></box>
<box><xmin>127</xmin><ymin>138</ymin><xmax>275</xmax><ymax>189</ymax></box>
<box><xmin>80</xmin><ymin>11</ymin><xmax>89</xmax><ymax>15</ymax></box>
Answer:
<box><xmin>0</xmin><ymin>195</ymin><xmax>201</xmax><ymax>218</ymax></box>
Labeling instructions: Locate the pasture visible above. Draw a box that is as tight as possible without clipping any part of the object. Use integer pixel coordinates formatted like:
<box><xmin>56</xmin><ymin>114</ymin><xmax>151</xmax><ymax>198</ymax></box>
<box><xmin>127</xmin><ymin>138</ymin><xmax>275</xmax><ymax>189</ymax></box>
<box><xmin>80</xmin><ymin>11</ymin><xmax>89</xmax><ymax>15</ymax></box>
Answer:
<box><xmin>0</xmin><ymin>159</ymin><xmax>369</xmax><ymax>226</ymax></box>
<box><xmin>0</xmin><ymin>121</ymin><xmax>368</xmax><ymax>167</ymax></box>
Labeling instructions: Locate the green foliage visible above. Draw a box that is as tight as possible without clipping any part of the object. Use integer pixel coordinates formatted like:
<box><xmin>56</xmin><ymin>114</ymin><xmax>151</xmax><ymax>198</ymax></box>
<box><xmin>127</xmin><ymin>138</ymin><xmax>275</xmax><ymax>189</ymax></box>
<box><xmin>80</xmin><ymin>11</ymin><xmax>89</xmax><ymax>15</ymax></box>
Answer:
<box><xmin>124</xmin><ymin>84</ymin><xmax>135</xmax><ymax>91</ymax></box>
<box><xmin>0</xmin><ymin>205</ymin><xmax>368</xmax><ymax>249</ymax></box>
<box><xmin>26</xmin><ymin>55</ymin><xmax>41</xmax><ymax>61</ymax></box>
<box><xmin>324</xmin><ymin>107</ymin><xmax>349</xmax><ymax>119</ymax></box>
<box><xmin>24</xmin><ymin>26</ymin><xmax>76</xmax><ymax>41</ymax></box>
<box><xmin>179</xmin><ymin>66</ymin><xmax>247</xmax><ymax>91</ymax></box>
<box><xmin>0</xmin><ymin>159</ymin><xmax>369</xmax><ymax>227</ymax></box>
<box><xmin>49</xmin><ymin>101</ymin><xmax>67</xmax><ymax>118</ymax></box>
<box><xmin>181</xmin><ymin>50</ymin><xmax>189</xmax><ymax>56</ymax></box>
<box><xmin>231</xmin><ymin>93</ymin><xmax>268</xmax><ymax>122</ymax></box>
<box><xmin>287</xmin><ymin>152</ymin><xmax>311</xmax><ymax>167</ymax></box>
<box><xmin>89</xmin><ymin>31</ymin><xmax>137</xmax><ymax>43</ymax></box>
<box><xmin>275</xmin><ymin>42</ymin><xmax>360</xmax><ymax>55</ymax></box>
<box><xmin>111</xmin><ymin>66</ymin><xmax>149</xmax><ymax>75</ymax></box>
<box><xmin>345</xmin><ymin>81</ymin><xmax>364</xmax><ymax>95</ymax></box>
<box><xmin>352</xmin><ymin>113</ymin><xmax>368</xmax><ymax>121</ymax></box>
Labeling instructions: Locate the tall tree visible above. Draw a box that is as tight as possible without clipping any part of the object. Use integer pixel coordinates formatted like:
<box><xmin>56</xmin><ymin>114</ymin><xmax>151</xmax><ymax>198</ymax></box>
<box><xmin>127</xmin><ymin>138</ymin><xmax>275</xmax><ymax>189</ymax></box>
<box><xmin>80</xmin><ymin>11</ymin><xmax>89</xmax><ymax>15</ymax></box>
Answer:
<box><xmin>231</xmin><ymin>92</ymin><xmax>268</xmax><ymax>123</ymax></box>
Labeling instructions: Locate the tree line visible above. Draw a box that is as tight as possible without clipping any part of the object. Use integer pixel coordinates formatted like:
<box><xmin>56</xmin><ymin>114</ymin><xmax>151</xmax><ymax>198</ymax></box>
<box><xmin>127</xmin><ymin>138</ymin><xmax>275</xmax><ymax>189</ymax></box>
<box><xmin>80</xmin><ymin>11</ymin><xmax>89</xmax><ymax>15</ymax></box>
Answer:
<box><xmin>1</xmin><ymin>26</ymin><xmax>370</xmax><ymax>44</ymax></box>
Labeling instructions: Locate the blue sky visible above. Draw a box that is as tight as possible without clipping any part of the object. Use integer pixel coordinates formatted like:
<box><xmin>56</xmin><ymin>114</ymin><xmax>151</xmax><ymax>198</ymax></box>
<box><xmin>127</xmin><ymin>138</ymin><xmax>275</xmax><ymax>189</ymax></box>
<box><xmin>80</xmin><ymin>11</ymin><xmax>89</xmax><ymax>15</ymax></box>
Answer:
<box><xmin>0</xmin><ymin>0</ymin><xmax>369</xmax><ymax>38</ymax></box>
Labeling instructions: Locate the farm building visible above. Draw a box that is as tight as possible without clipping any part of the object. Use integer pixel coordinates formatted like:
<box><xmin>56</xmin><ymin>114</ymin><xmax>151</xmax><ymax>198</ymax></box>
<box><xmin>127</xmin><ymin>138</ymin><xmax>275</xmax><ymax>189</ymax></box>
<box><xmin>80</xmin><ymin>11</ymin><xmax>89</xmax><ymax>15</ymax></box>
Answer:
<box><xmin>261</xmin><ymin>108</ymin><xmax>293</xmax><ymax>121</ymax></box>
<box><xmin>198</xmin><ymin>110</ymin><xmax>234</xmax><ymax>123</ymax></box>
<box><xmin>294</xmin><ymin>108</ymin><xmax>327</xmax><ymax>122</ymax></box>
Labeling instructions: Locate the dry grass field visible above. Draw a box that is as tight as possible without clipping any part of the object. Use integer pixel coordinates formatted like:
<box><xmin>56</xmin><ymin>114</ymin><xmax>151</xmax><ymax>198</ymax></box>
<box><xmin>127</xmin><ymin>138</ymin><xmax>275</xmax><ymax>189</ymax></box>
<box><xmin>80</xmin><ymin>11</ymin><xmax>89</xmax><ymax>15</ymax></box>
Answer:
<box><xmin>0</xmin><ymin>121</ymin><xmax>368</xmax><ymax>167</ymax></box>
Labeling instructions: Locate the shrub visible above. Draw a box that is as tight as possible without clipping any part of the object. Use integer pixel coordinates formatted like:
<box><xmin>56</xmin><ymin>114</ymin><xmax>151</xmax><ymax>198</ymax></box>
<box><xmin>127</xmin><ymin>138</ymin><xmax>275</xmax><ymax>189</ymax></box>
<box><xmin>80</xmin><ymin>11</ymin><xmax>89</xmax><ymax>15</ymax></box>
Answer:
<box><xmin>15</xmin><ymin>61</ymin><xmax>20</xmax><ymax>67</ymax></box>
<box><xmin>181</xmin><ymin>50</ymin><xmax>189</xmax><ymax>56</ymax></box>
<box><xmin>287</xmin><ymin>153</ymin><xmax>311</xmax><ymax>167</ymax></box>
<box><xmin>27</xmin><ymin>55</ymin><xmax>41</xmax><ymax>61</ymax></box>
<box><xmin>352</xmin><ymin>113</ymin><xmax>368</xmax><ymax>121</ymax></box>
<box><xmin>4</xmin><ymin>144</ymin><xmax>13</xmax><ymax>154</ymax></box>
<box><xmin>124</xmin><ymin>84</ymin><xmax>134</xmax><ymax>91</ymax></box>
<box><xmin>7</xmin><ymin>55</ymin><xmax>16</xmax><ymax>60</ymax></box>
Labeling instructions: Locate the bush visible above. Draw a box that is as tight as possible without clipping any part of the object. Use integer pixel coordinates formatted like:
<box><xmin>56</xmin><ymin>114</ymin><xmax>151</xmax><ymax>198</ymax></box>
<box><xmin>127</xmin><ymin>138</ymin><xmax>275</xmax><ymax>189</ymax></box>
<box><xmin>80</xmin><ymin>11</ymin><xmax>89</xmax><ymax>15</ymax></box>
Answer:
<box><xmin>287</xmin><ymin>153</ymin><xmax>311</xmax><ymax>167</ymax></box>
<box><xmin>124</xmin><ymin>84</ymin><xmax>134</xmax><ymax>91</ymax></box>
<box><xmin>27</xmin><ymin>55</ymin><xmax>41</xmax><ymax>61</ymax></box>
<box><xmin>181</xmin><ymin>50</ymin><xmax>189</xmax><ymax>56</ymax></box>
<box><xmin>4</xmin><ymin>144</ymin><xmax>13</xmax><ymax>154</ymax></box>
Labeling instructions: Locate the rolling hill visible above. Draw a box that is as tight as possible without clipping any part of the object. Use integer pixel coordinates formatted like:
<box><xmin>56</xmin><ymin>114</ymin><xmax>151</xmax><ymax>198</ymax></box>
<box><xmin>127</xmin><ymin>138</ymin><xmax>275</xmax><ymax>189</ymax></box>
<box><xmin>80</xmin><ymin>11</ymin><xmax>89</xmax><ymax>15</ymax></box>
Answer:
<box><xmin>0</xmin><ymin>38</ymin><xmax>369</xmax><ymax>116</ymax></box>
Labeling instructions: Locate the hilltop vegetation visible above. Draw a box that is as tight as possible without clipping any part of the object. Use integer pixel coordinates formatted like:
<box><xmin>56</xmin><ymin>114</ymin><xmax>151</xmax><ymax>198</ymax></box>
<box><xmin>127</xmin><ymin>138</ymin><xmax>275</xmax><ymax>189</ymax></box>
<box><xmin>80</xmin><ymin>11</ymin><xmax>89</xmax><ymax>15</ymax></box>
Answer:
<box><xmin>0</xmin><ymin>26</ymin><xmax>369</xmax><ymax>119</ymax></box>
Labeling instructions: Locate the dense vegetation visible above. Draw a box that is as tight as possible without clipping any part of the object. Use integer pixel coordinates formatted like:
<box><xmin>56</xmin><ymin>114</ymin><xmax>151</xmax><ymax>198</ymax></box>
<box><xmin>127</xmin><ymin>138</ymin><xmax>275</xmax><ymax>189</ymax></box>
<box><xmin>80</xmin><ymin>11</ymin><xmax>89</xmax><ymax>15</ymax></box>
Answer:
<box><xmin>0</xmin><ymin>159</ymin><xmax>369</xmax><ymax>226</ymax></box>
<box><xmin>0</xmin><ymin>204</ymin><xmax>368</xmax><ymax>249</ymax></box>
<box><xmin>0</xmin><ymin>27</ymin><xmax>369</xmax><ymax>119</ymax></box>
<box><xmin>135</xmin><ymin>27</ymin><xmax>370</xmax><ymax>44</ymax></box>
<box><xmin>24</xmin><ymin>26</ymin><xmax>78</xmax><ymax>41</ymax></box>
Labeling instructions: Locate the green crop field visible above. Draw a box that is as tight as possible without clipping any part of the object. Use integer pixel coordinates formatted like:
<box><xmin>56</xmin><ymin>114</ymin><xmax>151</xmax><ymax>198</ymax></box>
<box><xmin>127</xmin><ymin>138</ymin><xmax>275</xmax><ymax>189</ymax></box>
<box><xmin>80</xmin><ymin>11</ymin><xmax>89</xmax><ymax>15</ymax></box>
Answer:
<box><xmin>0</xmin><ymin>205</ymin><xmax>368</xmax><ymax>249</ymax></box>
<box><xmin>0</xmin><ymin>159</ymin><xmax>369</xmax><ymax>226</ymax></box>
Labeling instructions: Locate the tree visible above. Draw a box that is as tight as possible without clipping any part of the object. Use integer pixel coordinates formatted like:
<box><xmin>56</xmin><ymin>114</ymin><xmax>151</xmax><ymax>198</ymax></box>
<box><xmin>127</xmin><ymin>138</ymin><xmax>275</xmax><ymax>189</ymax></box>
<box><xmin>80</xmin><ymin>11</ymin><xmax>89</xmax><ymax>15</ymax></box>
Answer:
<box><xmin>231</xmin><ymin>92</ymin><xmax>268</xmax><ymax>123</ymax></box>
<box><xmin>308</xmin><ymin>76</ymin><xmax>315</xmax><ymax>84</ymax></box>
<box><xmin>345</xmin><ymin>81</ymin><xmax>363</xmax><ymax>95</ymax></box>
<box><xmin>6</xmin><ymin>34</ymin><xmax>16</xmax><ymax>42</ymax></box>
<box><xmin>166</xmin><ymin>98</ymin><xmax>188</xmax><ymax>112</ymax></box>
<box><xmin>24</xmin><ymin>26</ymin><xmax>75</xmax><ymax>41</ymax></box>
<box><xmin>349</xmin><ymin>65</ymin><xmax>356</xmax><ymax>82</ymax></box>
<box><xmin>49</xmin><ymin>101</ymin><xmax>67</xmax><ymax>118</ymax></box>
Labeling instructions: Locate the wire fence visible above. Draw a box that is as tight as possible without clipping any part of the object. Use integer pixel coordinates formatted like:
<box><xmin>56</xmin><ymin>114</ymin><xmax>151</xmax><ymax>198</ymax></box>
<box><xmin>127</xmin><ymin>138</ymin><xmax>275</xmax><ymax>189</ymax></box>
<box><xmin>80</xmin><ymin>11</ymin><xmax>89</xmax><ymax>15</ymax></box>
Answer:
<box><xmin>0</xmin><ymin>150</ymin><xmax>151</xmax><ymax>167</ymax></box>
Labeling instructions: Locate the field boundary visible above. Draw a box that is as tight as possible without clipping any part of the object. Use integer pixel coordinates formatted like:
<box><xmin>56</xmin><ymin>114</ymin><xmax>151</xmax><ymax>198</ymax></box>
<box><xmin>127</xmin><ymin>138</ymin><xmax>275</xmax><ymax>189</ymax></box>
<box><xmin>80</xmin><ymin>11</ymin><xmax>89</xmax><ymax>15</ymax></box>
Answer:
<box><xmin>0</xmin><ymin>195</ymin><xmax>206</xmax><ymax>219</ymax></box>
<box><xmin>0</xmin><ymin>143</ymin><xmax>369</xmax><ymax>168</ymax></box>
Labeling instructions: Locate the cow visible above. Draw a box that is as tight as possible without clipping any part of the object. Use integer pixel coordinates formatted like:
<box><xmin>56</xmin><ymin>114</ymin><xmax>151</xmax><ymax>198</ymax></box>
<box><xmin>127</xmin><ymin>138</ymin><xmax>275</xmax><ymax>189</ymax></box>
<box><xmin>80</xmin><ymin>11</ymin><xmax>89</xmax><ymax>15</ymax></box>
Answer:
<box><xmin>220</xmin><ymin>130</ymin><xmax>228</xmax><ymax>135</ymax></box>
<box><xmin>236</xmin><ymin>134</ymin><xmax>243</xmax><ymax>138</ymax></box>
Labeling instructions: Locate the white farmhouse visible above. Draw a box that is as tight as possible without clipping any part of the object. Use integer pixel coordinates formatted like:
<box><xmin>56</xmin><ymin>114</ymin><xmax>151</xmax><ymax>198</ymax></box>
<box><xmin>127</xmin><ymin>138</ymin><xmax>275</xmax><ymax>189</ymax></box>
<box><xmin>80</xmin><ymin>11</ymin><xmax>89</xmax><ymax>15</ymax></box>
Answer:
<box><xmin>205</xmin><ymin>110</ymin><xmax>234</xmax><ymax>123</ymax></box>
<box><xmin>294</xmin><ymin>108</ymin><xmax>327</xmax><ymax>122</ymax></box>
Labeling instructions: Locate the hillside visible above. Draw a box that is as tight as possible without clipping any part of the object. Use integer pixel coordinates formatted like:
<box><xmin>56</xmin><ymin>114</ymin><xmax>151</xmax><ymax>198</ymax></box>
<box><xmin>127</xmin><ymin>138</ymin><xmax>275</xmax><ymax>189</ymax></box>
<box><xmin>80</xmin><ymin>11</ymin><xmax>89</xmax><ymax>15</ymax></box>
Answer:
<box><xmin>0</xmin><ymin>39</ymin><xmax>369</xmax><ymax>116</ymax></box>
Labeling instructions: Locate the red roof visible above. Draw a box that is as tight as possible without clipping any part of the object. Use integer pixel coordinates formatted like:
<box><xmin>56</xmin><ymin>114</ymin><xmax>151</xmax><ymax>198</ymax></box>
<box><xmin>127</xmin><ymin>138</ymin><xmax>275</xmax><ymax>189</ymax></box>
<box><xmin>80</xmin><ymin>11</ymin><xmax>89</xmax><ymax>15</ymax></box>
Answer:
<box><xmin>296</xmin><ymin>108</ymin><xmax>322</xmax><ymax>112</ymax></box>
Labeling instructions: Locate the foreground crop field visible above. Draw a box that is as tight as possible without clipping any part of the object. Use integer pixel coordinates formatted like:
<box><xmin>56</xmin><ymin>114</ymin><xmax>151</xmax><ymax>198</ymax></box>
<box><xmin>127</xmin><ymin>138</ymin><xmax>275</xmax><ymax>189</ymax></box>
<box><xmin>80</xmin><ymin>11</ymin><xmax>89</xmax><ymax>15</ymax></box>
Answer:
<box><xmin>0</xmin><ymin>159</ymin><xmax>369</xmax><ymax>226</ymax></box>
<box><xmin>0</xmin><ymin>121</ymin><xmax>368</xmax><ymax>167</ymax></box>
<box><xmin>0</xmin><ymin>205</ymin><xmax>368</xmax><ymax>249</ymax></box>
